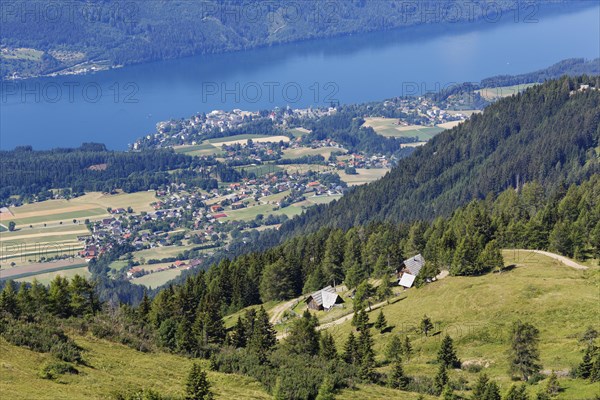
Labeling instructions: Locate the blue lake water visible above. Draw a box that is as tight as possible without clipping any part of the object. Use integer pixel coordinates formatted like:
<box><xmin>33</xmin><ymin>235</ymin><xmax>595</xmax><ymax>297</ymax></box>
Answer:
<box><xmin>1</xmin><ymin>3</ymin><xmax>598</xmax><ymax>150</ymax></box>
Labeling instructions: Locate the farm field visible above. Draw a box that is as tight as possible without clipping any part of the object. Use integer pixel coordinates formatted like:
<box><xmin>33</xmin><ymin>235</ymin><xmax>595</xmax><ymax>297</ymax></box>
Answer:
<box><xmin>260</xmin><ymin>190</ymin><xmax>291</xmax><ymax>204</ymax></box>
<box><xmin>174</xmin><ymin>143</ymin><xmax>225</xmax><ymax>157</ymax></box>
<box><xmin>281</xmin><ymin>146</ymin><xmax>345</xmax><ymax>160</ymax></box>
<box><xmin>477</xmin><ymin>83</ymin><xmax>538</xmax><ymax>101</ymax></box>
<box><xmin>131</xmin><ymin>266</ymin><xmax>187</xmax><ymax>288</ymax></box>
<box><xmin>278</xmin><ymin>163</ymin><xmax>335</xmax><ymax>174</ymax></box>
<box><xmin>131</xmin><ymin>244</ymin><xmax>200</xmax><ymax>263</ymax></box>
<box><xmin>288</xmin><ymin>127</ymin><xmax>311</xmax><ymax>137</ymax></box>
<box><xmin>0</xmin><ymin>259</ymin><xmax>88</xmax><ymax>281</ymax></box>
<box><xmin>0</xmin><ymin>192</ymin><xmax>157</xmax><ymax>262</ymax></box>
<box><xmin>235</xmin><ymin>163</ymin><xmax>282</xmax><ymax>177</ymax></box>
<box><xmin>320</xmin><ymin>250</ymin><xmax>599</xmax><ymax>399</ymax></box>
<box><xmin>221</xmin><ymin>203</ymin><xmax>304</xmax><ymax>222</ymax></box>
<box><xmin>363</xmin><ymin>117</ymin><xmax>444</xmax><ymax>141</ymax></box>
<box><xmin>15</xmin><ymin>265</ymin><xmax>90</xmax><ymax>285</ymax></box>
<box><xmin>338</xmin><ymin>168</ymin><xmax>389</xmax><ymax>186</ymax></box>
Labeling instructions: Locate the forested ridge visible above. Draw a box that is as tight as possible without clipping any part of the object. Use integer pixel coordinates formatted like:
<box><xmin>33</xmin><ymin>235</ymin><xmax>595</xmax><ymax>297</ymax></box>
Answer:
<box><xmin>264</xmin><ymin>76</ymin><xmax>600</xmax><ymax>243</ymax></box>
<box><xmin>1</xmin><ymin>0</ymin><xmax>578</xmax><ymax>79</ymax></box>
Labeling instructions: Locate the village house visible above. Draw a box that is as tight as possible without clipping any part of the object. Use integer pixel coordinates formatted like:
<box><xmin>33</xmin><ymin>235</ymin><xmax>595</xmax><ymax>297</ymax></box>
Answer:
<box><xmin>305</xmin><ymin>286</ymin><xmax>343</xmax><ymax>311</ymax></box>
<box><xmin>397</xmin><ymin>253</ymin><xmax>425</xmax><ymax>288</ymax></box>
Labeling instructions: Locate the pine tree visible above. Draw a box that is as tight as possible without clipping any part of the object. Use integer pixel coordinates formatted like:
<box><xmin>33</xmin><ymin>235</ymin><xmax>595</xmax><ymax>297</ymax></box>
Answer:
<box><xmin>358</xmin><ymin>326</ymin><xmax>376</xmax><ymax>382</ymax></box>
<box><xmin>0</xmin><ymin>281</ymin><xmax>19</xmax><ymax>316</ymax></box>
<box><xmin>231</xmin><ymin>316</ymin><xmax>247</xmax><ymax>348</ymax></box>
<box><xmin>420</xmin><ymin>315</ymin><xmax>434</xmax><ymax>337</ymax></box>
<box><xmin>472</xmin><ymin>373</ymin><xmax>489</xmax><ymax>399</ymax></box>
<box><xmin>504</xmin><ymin>384</ymin><xmax>529</xmax><ymax>400</ymax></box>
<box><xmin>437</xmin><ymin>335</ymin><xmax>460</xmax><ymax>368</ymax></box>
<box><xmin>343</xmin><ymin>332</ymin><xmax>359</xmax><ymax>365</ymax></box>
<box><xmin>16</xmin><ymin>282</ymin><xmax>32</xmax><ymax>315</ymax></box>
<box><xmin>508</xmin><ymin>321</ymin><xmax>542</xmax><ymax>381</ymax></box>
<box><xmin>185</xmin><ymin>363</ymin><xmax>213</xmax><ymax>400</ymax></box>
<box><xmin>374</xmin><ymin>309</ymin><xmax>387</xmax><ymax>333</ymax></box>
<box><xmin>482</xmin><ymin>381</ymin><xmax>501</xmax><ymax>400</ymax></box>
<box><xmin>352</xmin><ymin>309</ymin><xmax>369</xmax><ymax>332</ymax></box>
<box><xmin>315</xmin><ymin>376</ymin><xmax>336</xmax><ymax>400</ymax></box>
<box><xmin>285</xmin><ymin>310</ymin><xmax>320</xmax><ymax>356</ymax></box>
<box><xmin>590</xmin><ymin>352</ymin><xmax>600</xmax><ymax>382</ymax></box>
<box><xmin>477</xmin><ymin>240</ymin><xmax>504</xmax><ymax>273</ymax></box>
<box><xmin>138</xmin><ymin>290</ymin><xmax>152</xmax><ymax>323</ymax></box>
<box><xmin>48</xmin><ymin>275</ymin><xmax>72</xmax><ymax>318</ymax></box>
<box><xmin>376</xmin><ymin>275</ymin><xmax>393</xmax><ymax>302</ymax></box>
<box><xmin>385</xmin><ymin>334</ymin><xmax>403</xmax><ymax>362</ymax></box>
<box><xmin>576</xmin><ymin>343</ymin><xmax>596</xmax><ymax>379</ymax></box>
<box><xmin>441</xmin><ymin>384</ymin><xmax>455</xmax><ymax>400</ymax></box>
<box><xmin>388</xmin><ymin>358</ymin><xmax>409</xmax><ymax>390</ymax></box>
<box><xmin>545</xmin><ymin>371</ymin><xmax>561</xmax><ymax>396</ymax></box>
<box><xmin>433</xmin><ymin>364</ymin><xmax>448</xmax><ymax>395</ymax></box>
<box><xmin>319</xmin><ymin>332</ymin><xmax>338</xmax><ymax>360</ymax></box>
<box><xmin>403</xmin><ymin>336</ymin><xmax>412</xmax><ymax>361</ymax></box>
<box><xmin>247</xmin><ymin>306</ymin><xmax>276</xmax><ymax>362</ymax></box>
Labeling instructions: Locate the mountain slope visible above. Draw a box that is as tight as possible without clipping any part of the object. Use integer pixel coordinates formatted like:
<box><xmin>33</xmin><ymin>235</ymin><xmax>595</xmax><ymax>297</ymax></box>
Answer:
<box><xmin>272</xmin><ymin>76</ymin><xmax>600</xmax><ymax>240</ymax></box>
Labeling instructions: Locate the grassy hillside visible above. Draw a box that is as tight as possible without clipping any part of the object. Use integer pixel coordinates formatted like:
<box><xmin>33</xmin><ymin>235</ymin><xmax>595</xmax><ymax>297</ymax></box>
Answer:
<box><xmin>323</xmin><ymin>251</ymin><xmax>600</xmax><ymax>399</ymax></box>
<box><xmin>0</xmin><ymin>330</ymin><xmax>438</xmax><ymax>400</ymax></box>
<box><xmin>0</xmin><ymin>334</ymin><xmax>270</xmax><ymax>400</ymax></box>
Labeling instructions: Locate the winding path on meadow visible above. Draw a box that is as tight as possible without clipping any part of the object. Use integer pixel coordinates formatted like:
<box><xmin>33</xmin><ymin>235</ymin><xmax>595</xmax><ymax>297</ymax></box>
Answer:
<box><xmin>511</xmin><ymin>249</ymin><xmax>588</xmax><ymax>270</ymax></box>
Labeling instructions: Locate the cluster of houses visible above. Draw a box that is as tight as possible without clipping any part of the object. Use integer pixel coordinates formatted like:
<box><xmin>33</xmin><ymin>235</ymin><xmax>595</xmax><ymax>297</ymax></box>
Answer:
<box><xmin>132</xmin><ymin>105</ymin><xmax>337</xmax><ymax>150</ymax></box>
<box><xmin>302</xmin><ymin>254</ymin><xmax>426</xmax><ymax>314</ymax></box>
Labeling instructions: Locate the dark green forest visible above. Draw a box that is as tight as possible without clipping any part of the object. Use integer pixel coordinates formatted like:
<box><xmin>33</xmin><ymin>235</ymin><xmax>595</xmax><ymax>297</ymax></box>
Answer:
<box><xmin>1</xmin><ymin>0</ymin><xmax>581</xmax><ymax>79</ymax></box>
<box><xmin>264</xmin><ymin>76</ymin><xmax>600</xmax><ymax>243</ymax></box>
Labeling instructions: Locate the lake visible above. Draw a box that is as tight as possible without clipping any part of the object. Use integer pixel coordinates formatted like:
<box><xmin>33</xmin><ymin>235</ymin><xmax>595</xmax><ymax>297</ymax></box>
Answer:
<box><xmin>1</xmin><ymin>3</ymin><xmax>598</xmax><ymax>150</ymax></box>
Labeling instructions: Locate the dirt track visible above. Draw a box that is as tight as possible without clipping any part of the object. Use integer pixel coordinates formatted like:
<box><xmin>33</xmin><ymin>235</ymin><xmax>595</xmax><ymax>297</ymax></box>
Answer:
<box><xmin>514</xmin><ymin>249</ymin><xmax>588</xmax><ymax>270</ymax></box>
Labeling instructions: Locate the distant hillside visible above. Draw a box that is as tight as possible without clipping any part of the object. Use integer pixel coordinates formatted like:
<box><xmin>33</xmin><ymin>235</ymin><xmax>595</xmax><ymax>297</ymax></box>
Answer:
<box><xmin>0</xmin><ymin>0</ymin><xmax>576</xmax><ymax>79</ymax></box>
<box><xmin>269</xmin><ymin>76</ymin><xmax>600</xmax><ymax>240</ymax></box>
<box><xmin>481</xmin><ymin>58</ymin><xmax>600</xmax><ymax>88</ymax></box>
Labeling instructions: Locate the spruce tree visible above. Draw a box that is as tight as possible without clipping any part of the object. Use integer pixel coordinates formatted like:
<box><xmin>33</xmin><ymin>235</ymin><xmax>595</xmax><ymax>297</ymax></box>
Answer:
<box><xmin>420</xmin><ymin>315</ymin><xmax>434</xmax><ymax>337</ymax></box>
<box><xmin>285</xmin><ymin>310</ymin><xmax>320</xmax><ymax>356</ymax></box>
<box><xmin>376</xmin><ymin>276</ymin><xmax>393</xmax><ymax>302</ymax></box>
<box><xmin>319</xmin><ymin>332</ymin><xmax>338</xmax><ymax>360</ymax></box>
<box><xmin>590</xmin><ymin>352</ymin><xmax>600</xmax><ymax>382</ymax></box>
<box><xmin>352</xmin><ymin>309</ymin><xmax>369</xmax><ymax>332</ymax></box>
<box><xmin>0</xmin><ymin>281</ymin><xmax>19</xmax><ymax>316</ymax></box>
<box><xmin>343</xmin><ymin>332</ymin><xmax>359</xmax><ymax>365</ymax></box>
<box><xmin>441</xmin><ymin>384</ymin><xmax>455</xmax><ymax>400</ymax></box>
<box><xmin>508</xmin><ymin>321</ymin><xmax>542</xmax><ymax>381</ymax></box>
<box><xmin>315</xmin><ymin>376</ymin><xmax>336</xmax><ymax>400</ymax></box>
<box><xmin>437</xmin><ymin>335</ymin><xmax>460</xmax><ymax>368</ymax></box>
<box><xmin>545</xmin><ymin>371</ymin><xmax>561</xmax><ymax>396</ymax></box>
<box><xmin>433</xmin><ymin>364</ymin><xmax>448</xmax><ymax>395</ymax></box>
<box><xmin>472</xmin><ymin>373</ymin><xmax>489</xmax><ymax>399</ymax></box>
<box><xmin>247</xmin><ymin>306</ymin><xmax>276</xmax><ymax>362</ymax></box>
<box><xmin>358</xmin><ymin>326</ymin><xmax>376</xmax><ymax>382</ymax></box>
<box><xmin>385</xmin><ymin>334</ymin><xmax>403</xmax><ymax>362</ymax></box>
<box><xmin>482</xmin><ymin>381</ymin><xmax>501</xmax><ymax>400</ymax></box>
<box><xmin>504</xmin><ymin>384</ymin><xmax>529</xmax><ymax>400</ymax></box>
<box><xmin>185</xmin><ymin>363</ymin><xmax>213</xmax><ymax>400</ymax></box>
<box><xmin>403</xmin><ymin>336</ymin><xmax>412</xmax><ymax>361</ymax></box>
<box><xmin>374</xmin><ymin>309</ymin><xmax>387</xmax><ymax>333</ymax></box>
<box><xmin>576</xmin><ymin>344</ymin><xmax>596</xmax><ymax>378</ymax></box>
<box><xmin>138</xmin><ymin>290</ymin><xmax>151</xmax><ymax>323</ymax></box>
<box><xmin>388</xmin><ymin>358</ymin><xmax>409</xmax><ymax>390</ymax></box>
<box><xmin>231</xmin><ymin>316</ymin><xmax>247</xmax><ymax>348</ymax></box>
